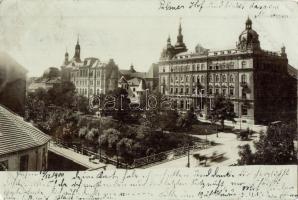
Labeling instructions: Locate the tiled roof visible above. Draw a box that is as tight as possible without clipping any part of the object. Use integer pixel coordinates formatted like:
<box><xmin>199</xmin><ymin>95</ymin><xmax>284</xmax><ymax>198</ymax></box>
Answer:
<box><xmin>0</xmin><ymin>105</ymin><xmax>51</xmax><ymax>156</ymax></box>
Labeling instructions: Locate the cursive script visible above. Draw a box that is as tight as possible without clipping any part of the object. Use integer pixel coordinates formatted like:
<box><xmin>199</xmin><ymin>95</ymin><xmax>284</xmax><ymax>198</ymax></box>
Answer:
<box><xmin>0</xmin><ymin>166</ymin><xmax>297</xmax><ymax>200</ymax></box>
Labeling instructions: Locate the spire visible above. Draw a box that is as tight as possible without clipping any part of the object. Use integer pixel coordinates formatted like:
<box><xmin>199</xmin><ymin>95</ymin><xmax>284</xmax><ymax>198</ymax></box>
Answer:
<box><xmin>174</xmin><ymin>18</ymin><xmax>187</xmax><ymax>53</ymax></box>
<box><xmin>77</xmin><ymin>34</ymin><xmax>79</xmax><ymax>45</ymax></box>
<box><xmin>246</xmin><ymin>16</ymin><xmax>252</xmax><ymax>30</ymax></box>
<box><xmin>73</xmin><ymin>35</ymin><xmax>81</xmax><ymax>62</ymax></box>
<box><xmin>63</xmin><ymin>47</ymin><xmax>69</xmax><ymax>65</ymax></box>
<box><xmin>178</xmin><ymin>17</ymin><xmax>182</xmax><ymax>35</ymax></box>
<box><xmin>167</xmin><ymin>35</ymin><xmax>171</xmax><ymax>43</ymax></box>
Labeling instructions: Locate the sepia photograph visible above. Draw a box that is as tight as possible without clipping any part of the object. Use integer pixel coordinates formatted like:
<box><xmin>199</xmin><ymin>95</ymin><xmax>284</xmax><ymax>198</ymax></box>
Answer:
<box><xmin>0</xmin><ymin>0</ymin><xmax>297</xmax><ymax>199</ymax></box>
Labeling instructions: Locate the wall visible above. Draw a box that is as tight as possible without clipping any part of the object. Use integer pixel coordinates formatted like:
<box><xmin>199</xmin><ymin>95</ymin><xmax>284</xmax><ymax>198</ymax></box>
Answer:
<box><xmin>0</xmin><ymin>143</ymin><xmax>49</xmax><ymax>171</ymax></box>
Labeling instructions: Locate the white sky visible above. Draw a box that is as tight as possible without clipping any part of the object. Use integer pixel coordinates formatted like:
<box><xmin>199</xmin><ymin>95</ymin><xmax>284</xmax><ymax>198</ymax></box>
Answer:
<box><xmin>0</xmin><ymin>0</ymin><xmax>297</xmax><ymax>76</ymax></box>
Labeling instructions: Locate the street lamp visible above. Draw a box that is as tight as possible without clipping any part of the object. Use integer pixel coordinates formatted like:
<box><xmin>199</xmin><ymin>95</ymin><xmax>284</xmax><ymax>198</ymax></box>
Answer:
<box><xmin>186</xmin><ymin>136</ymin><xmax>190</xmax><ymax>168</ymax></box>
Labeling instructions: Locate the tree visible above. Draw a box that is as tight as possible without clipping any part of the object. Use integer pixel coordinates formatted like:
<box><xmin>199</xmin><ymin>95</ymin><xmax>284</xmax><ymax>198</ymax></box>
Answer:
<box><xmin>238</xmin><ymin>122</ymin><xmax>297</xmax><ymax>165</ymax></box>
<box><xmin>101</xmin><ymin>88</ymin><xmax>132</xmax><ymax>122</ymax></box>
<box><xmin>99</xmin><ymin>128</ymin><xmax>121</xmax><ymax>154</ymax></box>
<box><xmin>177</xmin><ymin>107</ymin><xmax>197</xmax><ymax>131</ymax></box>
<box><xmin>209</xmin><ymin>94</ymin><xmax>236</xmax><ymax>131</ymax></box>
<box><xmin>238</xmin><ymin>144</ymin><xmax>254</xmax><ymax>165</ymax></box>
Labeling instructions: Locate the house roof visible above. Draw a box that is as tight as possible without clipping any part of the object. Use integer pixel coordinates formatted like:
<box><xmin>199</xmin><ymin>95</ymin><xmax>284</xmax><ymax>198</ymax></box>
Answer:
<box><xmin>0</xmin><ymin>105</ymin><xmax>51</xmax><ymax>156</ymax></box>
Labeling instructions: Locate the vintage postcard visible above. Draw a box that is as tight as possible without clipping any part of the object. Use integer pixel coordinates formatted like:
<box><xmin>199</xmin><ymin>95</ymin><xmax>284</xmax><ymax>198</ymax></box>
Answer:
<box><xmin>0</xmin><ymin>0</ymin><xmax>297</xmax><ymax>199</ymax></box>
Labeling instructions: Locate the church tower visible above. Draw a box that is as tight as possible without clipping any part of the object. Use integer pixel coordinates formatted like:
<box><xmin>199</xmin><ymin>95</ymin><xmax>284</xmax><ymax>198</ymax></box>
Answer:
<box><xmin>73</xmin><ymin>36</ymin><xmax>81</xmax><ymax>62</ymax></box>
<box><xmin>64</xmin><ymin>50</ymin><xmax>69</xmax><ymax>65</ymax></box>
<box><xmin>174</xmin><ymin>19</ymin><xmax>187</xmax><ymax>54</ymax></box>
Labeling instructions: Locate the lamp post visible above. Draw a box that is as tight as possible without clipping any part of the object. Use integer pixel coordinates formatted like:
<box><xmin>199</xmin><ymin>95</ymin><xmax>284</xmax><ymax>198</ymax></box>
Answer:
<box><xmin>186</xmin><ymin>136</ymin><xmax>190</xmax><ymax>168</ymax></box>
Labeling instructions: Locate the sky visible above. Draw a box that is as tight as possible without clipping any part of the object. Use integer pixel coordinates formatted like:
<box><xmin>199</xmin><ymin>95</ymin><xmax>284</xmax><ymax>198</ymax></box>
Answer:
<box><xmin>0</xmin><ymin>0</ymin><xmax>297</xmax><ymax>77</ymax></box>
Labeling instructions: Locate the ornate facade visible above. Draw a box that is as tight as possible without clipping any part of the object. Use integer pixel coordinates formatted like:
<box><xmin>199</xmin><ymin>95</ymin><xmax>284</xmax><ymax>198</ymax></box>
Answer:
<box><xmin>158</xmin><ymin>18</ymin><xmax>296</xmax><ymax>125</ymax></box>
<box><xmin>61</xmin><ymin>39</ymin><xmax>119</xmax><ymax>98</ymax></box>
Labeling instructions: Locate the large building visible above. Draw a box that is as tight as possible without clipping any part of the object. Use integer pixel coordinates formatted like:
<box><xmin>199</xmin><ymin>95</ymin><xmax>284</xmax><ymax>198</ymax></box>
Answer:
<box><xmin>120</xmin><ymin>64</ymin><xmax>159</xmax><ymax>91</ymax></box>
<box><xmin>61</xmin><ymin>39</ymin><xmax>119</xmax><ymax>98</ymax></box>
<box><xmin>158</xmin><ymin>18</ymin><xmax>297</xmax><ymax>125</ymax></box>
<box><xmin>27</xmin><ymin>67</ymin><xmax>61</xmax><ymax>93</ymax></box>
<box><xmin>0</xmin><ymin>52</ymin><xmax>27</xmax><ymax>117</ymax></box>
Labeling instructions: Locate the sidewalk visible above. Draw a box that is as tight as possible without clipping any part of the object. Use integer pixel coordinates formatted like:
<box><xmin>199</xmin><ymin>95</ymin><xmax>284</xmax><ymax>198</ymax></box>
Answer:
<box><xmin>197</xmin><ymin>116</ymin><xmax>267</xmax><ymax>133</ymax></box>
<box><xmin>149</xmin><ymin>132</ymin><xmax>257</xmax><ymax>168</ymax></box>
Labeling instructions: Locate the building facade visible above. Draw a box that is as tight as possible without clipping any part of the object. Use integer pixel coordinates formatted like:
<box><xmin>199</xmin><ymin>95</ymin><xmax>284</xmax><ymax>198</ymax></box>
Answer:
<box><xmin>0</xmin><ymin>105</ymin><xmax>51</xmax><ymax>171</ymax></box>
<box><xmin>158</xmin><ymin>18</ymin><xmax>297</xmax><ymax>125</ymax></box>
<box><xmin>61</xmin><ymin>39</ymin><xmax>119</xmax><ymax>98</ymax></box>
<box><xmin>27</xmin><ymin>67</ymin><xmax>61</xmax><ymax>93</ymax></box>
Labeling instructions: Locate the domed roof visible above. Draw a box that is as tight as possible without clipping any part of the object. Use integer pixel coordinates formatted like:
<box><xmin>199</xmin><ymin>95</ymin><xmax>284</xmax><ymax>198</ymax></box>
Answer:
<box><xmin>195</xmin><ymin>43</ymin><xmax>208</xmax><ymax>55</ymax></box>
<box><xmin>238</xmin><ymin>28</ymin><xmax>259</xmax><ymax>42</ymax></box>
<box><xmin>237</xmin><ymin>18</ymin><xmax>260</xmax><ymax>50</ymax></box>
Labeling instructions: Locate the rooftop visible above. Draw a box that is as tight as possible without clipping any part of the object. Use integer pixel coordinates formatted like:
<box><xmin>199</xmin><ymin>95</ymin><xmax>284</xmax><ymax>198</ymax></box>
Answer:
<box><xmin>0</xmin><ymin>105</ymin><xmax>51</xmax><ymax>156</ymax></box>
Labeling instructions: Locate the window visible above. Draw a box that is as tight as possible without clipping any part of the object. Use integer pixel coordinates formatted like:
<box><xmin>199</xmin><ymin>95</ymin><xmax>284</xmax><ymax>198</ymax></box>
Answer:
<box><xmin>201</xmin><ymin>89</ymin><xmax>205</xmax><ymax>94</ymax></box>
<box><xmin>222</xmin><ymin>88</ymin><xmax>226</xmax><ymax>95</ymax></box>
<box><xmin>180</xmin><ymin>88</ymin><xmax>183</xmax><ymax>94</ymax></box>
<box><xmin>215</xmin><ymin>88</ymin><xmax>219</xmax><ymax>94</ymax></box>
<box><xmin>20</xmin><ymin>155</ymin><xmax>29</xmax><ymax>171</ymax></box>
<box><xmin>170</xmin><ymin>77</ymin><xmax>173</xmax><ymax>83</ymax></box>
<box><xmin>229</xmin><ymin>88</ymin><xmax>234</xmax><ymax>96</ymax></box>
<box><xmin>241</xmin><ymin>105</ymin><xmax>248</xmax><ymax>115</ymax></box>
<box><xmin>209</xmin><ymin>66</ymin><xmax>213</xmax><ymax>70</ymax></box>
<box><xmin>241</xmin><ymin>74</ymin><xmax>247</xmax><ymax>83</ymax></box>
<box><xmin>241</xmin><ymin>61</ymin><xmax>247</xmax><ymax>68</ymax></box>
<box><xmin>215</xmin><ymin>75</ymin><xmax>220</xmax><ymax>82</ymax></box>
<box><xmin>208</xmin><ymin>74</ymin><xmax>213</xmax><ymax>82</ymax></box>
<box><xmin>201</xmin><ymin>76</ymin><xmax>205</xmax><ymax>83</ymax></box>
<box><xmin>0</xmin><ymin>160</ymin><xmax>8</xmax><ymax>171</ymax></box>
<box><xmin>201</xmin><ymin>63</ymin><xmax>205</xmax><ymax>70</ymax></box>
<box><xmin>229</xmin><ymin>74</ymin><xmax>234</xmax><ymax>83</ymax></box>
<box><xmin>163</xmin><ymin>67</ymin><xmax>165</xmax><ymax>72</ymax></box>
<box><xmin>133</xmin><ymin>88</ymin><xmax>136</xmax><ymax>92</ymax></box>
<box><xmin>175</xmin><ymin>88</ymin><xmax>178</xmax><ymax>94</ymax></box>
<box><xmin>209</xmin><ymin>88</ymin><xmax>213</xmax><ymax>94</ymax></box>
<box><xmin>222</xmin><ymin>74</ymin><xmax>226</xmax><ymax>82</ymax></box>
<box><xmin>180</xmin><ymin>100</ymin><xmax>184</xmax><ymax>109</ymax></box>
<box><xmin>186</xmin><ymin>76</ymin><xmax>189</xmax><ymax>83</ymax></box>
<box><xmin>170</xmin><ymin>88</ymin><xmax>173</xmax><ymax>94</ymax></box>
<box><xmin>186</xmin><ymin>87</ymin><xmax>189</xmax><ymax>94</ymax></box>
<box><xmin>230</xmin><ymin>62</ymin><xmax>234</xmax><ymax>69</ymax></box>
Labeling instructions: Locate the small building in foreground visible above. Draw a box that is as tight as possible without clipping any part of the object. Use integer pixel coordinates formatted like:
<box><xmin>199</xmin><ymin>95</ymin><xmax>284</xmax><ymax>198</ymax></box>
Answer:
<box><xmin>0</xmin><ymin>105</ymin><xmax>51</xmax><ymax>171</ymax></box>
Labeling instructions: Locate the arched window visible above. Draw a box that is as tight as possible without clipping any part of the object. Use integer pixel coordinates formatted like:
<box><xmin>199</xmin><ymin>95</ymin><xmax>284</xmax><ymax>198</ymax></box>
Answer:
<box><xmin>241</xmin><ymin>74</ymin><xmax>247</xmax><ymax>83</ymax></box>
<box><xmin>208</xmin><ymin>74</ymin><xmax>213</xmax><ymax>82</ymax></box>
<box><xmin>229</xmin><ymin>74</ymin><xmax>234</xmax><ymax>82</ymax></box>
<box><xmin>215</xmin><ymin>74</ymin><xmax>220</xmax><ymax>82</ymax></box>
<box><xmin>222</xmin><ymin>74</ymin><xmax>226</xmax><ymax>82</ymax></box>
